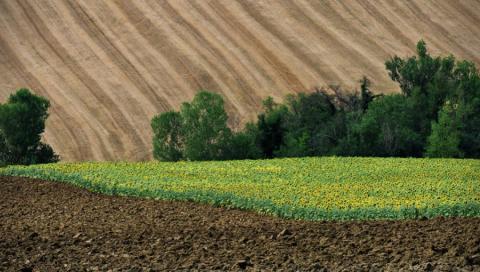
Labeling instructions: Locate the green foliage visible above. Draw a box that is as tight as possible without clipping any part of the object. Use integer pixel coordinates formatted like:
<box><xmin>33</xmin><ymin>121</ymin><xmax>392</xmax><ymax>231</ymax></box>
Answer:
<box><xmin>454</xmin><ymin>61</ymin><xmax>480</xmax><ymax>158</ymax></box>
<box><xmin>274</xmin><ymin>83</ymin><xmax>379</xmax><ymax>158</ymax></box>
<box><xmin>181</xmin><ymin>91</ymin><xmax>231</xmax><ymax>161</ymax></box>
<box><xmin>32</xmin><ymin>143</ymin><xmax>59</xmax><ymax>165</ymax></box>
<box><xmin>386</xmin><ymin>40</ymin><xmax>446</xmax><ymax>97</ymax></box>
<box><xmin>357</xmin><ymin>95</ymin><xmax>422</xmax><ymax>157</ymax></box>
<box><xmin>277</xmin><ymin>132</ymin><xmax>310</xmax><ymax>158</ymax></box>
<box><xmin>426</xmin><ymin>102</ymin><xmax>462</xmax><ymax>158</ymax></box>
<box><xmin>0</xmin><ymin>89</ymin><xmax>59</xmax><ymax>165</ymax></box>
<box><xmin>0</xmin><ymin>132</ymin><xmax>11</xmax><ymax>167</ymax></box>
<box><xmin>334</xmin><ymin>110</ymin><xmax>365</xmax><ymax>156</ymax></box>
<box><xmin>151</xmin><ymin>111</ymin><xmax>184</xmax><ymax>161</ymax></box>
<box><xmin>152</xmin><ymin>91</ymin><xmax>263</xmax><ymax>162</ymax></box>
<box><xmin>225</xmin><ymin>123</ymin><xmax>262</xmax><ymax>160</ymax></box>
<box><xmin>256</xmin><ymin>97</ymin><xmax>288</xmax><ymax>158</ymax></box>
<box><xmin>458</xmin><ymin>97</ymin><xmax>480</xmax><ymax>158</ymax></box>
<box><xmin>359</xmin><ymin>76</ymin><xmax>375</xmax><ymax>112</ymax></box>
<box><xmin>280</xmin><ymin>91</ymin><xmax>337</xmax><ymax>156</ymax></box>
<box><xmin>385</xmin><ymin>40</ymin><xmax>480</xmax><ymax>157</ymax></box>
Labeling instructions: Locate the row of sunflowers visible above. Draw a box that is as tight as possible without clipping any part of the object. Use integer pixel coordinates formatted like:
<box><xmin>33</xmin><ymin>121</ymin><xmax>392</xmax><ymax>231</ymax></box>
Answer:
<box><xmin>1</xmin><ymin>157</ymin><xmax>479</xmax><ymax>220</ymax></box>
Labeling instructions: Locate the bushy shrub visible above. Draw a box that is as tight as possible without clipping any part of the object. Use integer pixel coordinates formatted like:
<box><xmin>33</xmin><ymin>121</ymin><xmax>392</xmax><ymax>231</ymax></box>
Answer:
<box><xmin>225</xmin><ymin>123</ymin><xmax>262</xmax><ymax>160</ymax></box>
<box><xmin>0</xmin><ymin>88</ymin><xmax>59</xmax><ymax>165</ymax></box>
<box><xmin>426</xmin><ymin>102</ymin><xmax>462</xmax><ymax>158</ymax></box>
<box><xmin>151</xmin><ymin>111</ymin><xmax>183</xmax><ymax>161</ymax></box>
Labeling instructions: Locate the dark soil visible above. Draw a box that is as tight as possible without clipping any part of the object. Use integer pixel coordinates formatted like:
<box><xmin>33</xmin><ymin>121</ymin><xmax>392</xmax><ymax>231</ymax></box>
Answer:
<box><xmin>1</xmin><ymin>176</ymin><xmax>480</xmax><ymax>271</ymax></box>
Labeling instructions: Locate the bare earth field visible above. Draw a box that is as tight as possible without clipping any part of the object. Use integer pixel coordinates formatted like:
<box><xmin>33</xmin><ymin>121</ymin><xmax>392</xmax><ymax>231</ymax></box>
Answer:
<box><xmin>1</xmin><ymin>0</ymin><xmax>480</xmax><ymax>161</ymax></box>
<box><xmin>1</xmin><ymin>176</ymin><xmax>480</xmax><ymax>271</ymax></box>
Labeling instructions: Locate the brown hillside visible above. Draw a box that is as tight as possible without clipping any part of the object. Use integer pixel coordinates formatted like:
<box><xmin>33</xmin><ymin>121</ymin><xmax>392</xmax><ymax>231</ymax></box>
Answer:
<box><xmin>1</xmin><ymin>0</ymin><xmax>479</xmax><ymax>161</ymax></box>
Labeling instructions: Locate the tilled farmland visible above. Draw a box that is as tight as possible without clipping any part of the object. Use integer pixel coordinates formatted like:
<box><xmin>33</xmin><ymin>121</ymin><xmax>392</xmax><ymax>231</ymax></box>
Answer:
<box><xmin>1</xmin><ymin>176</ymin><xmax>480</xmax><ymax>271</ymax></box>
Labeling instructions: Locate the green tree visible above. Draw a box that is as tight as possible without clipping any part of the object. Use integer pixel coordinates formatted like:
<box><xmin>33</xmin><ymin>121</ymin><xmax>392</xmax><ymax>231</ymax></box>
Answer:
<box><xmin>256</xmin><ymin>97</ymin><xmax>288</xmax><ymax>158</ymax></box>
<box><xmin>277</xmin><ymin>131</ymin><xmax>310</xmax><ymax>157</ymax></box>
<box><xmin>383</xmin><ymin>40</ymin><xmax>480</xmax><ymax>158</ymax></box>
<box><xmin>280</xmin><ymin>91</ymin><xmax>337</xmax><ymax>157</ymax></box>
<box><xmin>334</xmin><ymin>110</ymin><xmax>364</xmax><ymax>156</ymax></box>
<box><xmin>225</xmin><ymin>123</ymin><xmax>262</xmax><ymax>160</ymax></box>
<box><xmin>151</xmin><ymin>111</ymin><xmax>184</xmax><ymax>161</ymax></box>
<box><xmin>181</xmin><ymin>91</ymin><xmax>231</xmax><ymax>161</ymax></box>
<box><xmin>334</xmin><ymin>79</ymin><xmax>378</xmax><ymax>156</ymax></box>
<box><xmin>359</xmin><ymin>76</ymin><xmax>375</xmax><ymax>112</ymax></box>
<box><xmin>0</xmin><ymin>88</ymin><xmax>59</xmax><ymax>165</ymax></box>
<box><xmin>385</xmin><ymin>40</ymin><xmax>458</xmax><ymax>144</ymax></box>
<box><xmin>453</xmin><ymin>60</ymin><xmax>480</xmax><ymax>158</ymax></box>
<box><xmin>0</xmin><ymin>132</ymin><xmax>11</xmax><ymax>166</ymax></box>
<box><xmin>425</xmin><ymin>102</ymin><xmax>462</xmax><ymax>158</ymax></box>
<box><xmin>356</xmin><ymin>94</ymin><xmax>422</xmax><ymax>157</ymax></box>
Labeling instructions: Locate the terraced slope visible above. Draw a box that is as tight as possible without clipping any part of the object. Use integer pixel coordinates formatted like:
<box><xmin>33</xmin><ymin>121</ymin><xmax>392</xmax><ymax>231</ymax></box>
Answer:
<box><xmin>1</xmin><ymin>0</ymin><xmax>479</xmax><ymax>161</ymax></box>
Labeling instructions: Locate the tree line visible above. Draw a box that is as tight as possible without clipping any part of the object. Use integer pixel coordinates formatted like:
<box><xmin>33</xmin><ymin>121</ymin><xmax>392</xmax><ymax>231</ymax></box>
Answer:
<box><xmin>1</xmin><ymin>40</ymin><xmax>479</xmax><ymax>165</ymax></box>
<box><xmin>152</xmin><ymin>41</ymin><xmax>480</xmax><ymax>161</ymax></box>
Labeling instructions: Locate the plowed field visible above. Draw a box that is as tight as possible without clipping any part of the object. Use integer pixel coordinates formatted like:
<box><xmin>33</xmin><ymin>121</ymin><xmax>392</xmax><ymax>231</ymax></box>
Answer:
<box><xmin>2</xmin><ymin>176</ymin><xmax>480</xmax><ymax>271</ymax></box>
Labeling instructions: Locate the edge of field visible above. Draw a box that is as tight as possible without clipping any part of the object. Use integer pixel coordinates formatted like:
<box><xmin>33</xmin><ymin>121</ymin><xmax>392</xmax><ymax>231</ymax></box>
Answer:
<box><xmin>1</xmin><ymin>165</ymin><xmax>480</xmax><ymax>221</ymax></box>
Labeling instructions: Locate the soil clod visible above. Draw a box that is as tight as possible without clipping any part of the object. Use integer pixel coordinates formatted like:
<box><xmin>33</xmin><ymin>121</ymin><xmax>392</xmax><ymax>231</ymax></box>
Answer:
<box><xmin>466</xmin><ymin>254</ymin><xmax>480</xmax><ymax>265</ymax></box>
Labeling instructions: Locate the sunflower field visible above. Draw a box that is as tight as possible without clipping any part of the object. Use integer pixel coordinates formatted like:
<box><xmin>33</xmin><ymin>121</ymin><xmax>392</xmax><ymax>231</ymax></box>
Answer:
<box><xmin>1</xmin><ymin>157</ymin><xmax>479</xmax><ymax>220</ymax></box>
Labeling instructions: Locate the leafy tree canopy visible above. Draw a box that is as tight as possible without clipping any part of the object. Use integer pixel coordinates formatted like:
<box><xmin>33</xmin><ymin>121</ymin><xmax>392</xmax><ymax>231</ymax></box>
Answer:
<box><xmin>0</xmin><ymin>88</ymin><xmax>59</xmax><ymax>165</ymax></box>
